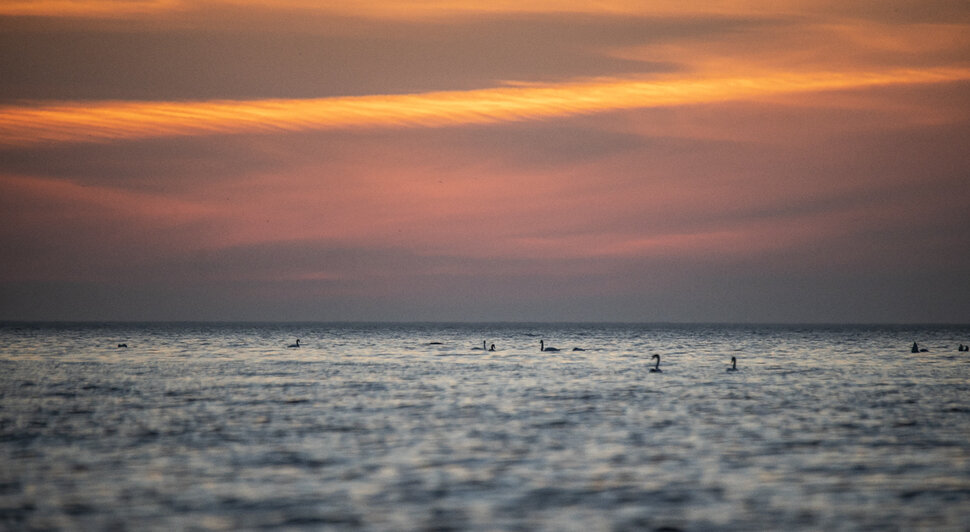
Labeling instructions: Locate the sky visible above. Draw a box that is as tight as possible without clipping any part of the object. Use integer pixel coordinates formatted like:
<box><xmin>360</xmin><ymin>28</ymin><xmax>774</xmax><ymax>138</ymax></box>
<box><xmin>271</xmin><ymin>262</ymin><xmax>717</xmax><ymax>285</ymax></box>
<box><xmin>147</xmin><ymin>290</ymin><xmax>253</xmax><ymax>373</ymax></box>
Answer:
<box><xmin>1</xmin><ymin>0</ymin><xmax>969</xmax><ymax>323</ymax></box>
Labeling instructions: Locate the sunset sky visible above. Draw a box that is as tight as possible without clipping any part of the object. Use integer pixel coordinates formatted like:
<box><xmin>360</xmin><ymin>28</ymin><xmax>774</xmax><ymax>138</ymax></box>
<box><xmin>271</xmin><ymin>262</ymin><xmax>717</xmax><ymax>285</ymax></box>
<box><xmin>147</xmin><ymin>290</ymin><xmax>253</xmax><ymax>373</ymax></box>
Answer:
<box><xmin>1</xmin><ymin>0</ymin><xmax>969</xmax><ymax>322</ymax></box>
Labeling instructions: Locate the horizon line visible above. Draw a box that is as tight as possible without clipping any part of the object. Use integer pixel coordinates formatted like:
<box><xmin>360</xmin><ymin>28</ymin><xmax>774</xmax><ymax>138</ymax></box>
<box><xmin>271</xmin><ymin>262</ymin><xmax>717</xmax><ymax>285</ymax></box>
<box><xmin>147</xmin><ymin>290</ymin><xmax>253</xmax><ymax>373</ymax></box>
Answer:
<box><xmin>2</xmin><ymin>319</ymin><xmax>967</xmax><ymax>327</ymax></box>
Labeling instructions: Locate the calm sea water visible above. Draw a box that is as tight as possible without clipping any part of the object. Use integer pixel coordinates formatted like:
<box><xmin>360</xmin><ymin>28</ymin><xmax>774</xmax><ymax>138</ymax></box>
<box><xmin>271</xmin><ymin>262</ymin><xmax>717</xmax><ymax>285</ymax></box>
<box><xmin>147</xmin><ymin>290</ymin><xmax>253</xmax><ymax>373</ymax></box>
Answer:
<box><xmin>1</xmin><ymin>322</ymin><xmax>969</xmax><ymax>531</ymax></box>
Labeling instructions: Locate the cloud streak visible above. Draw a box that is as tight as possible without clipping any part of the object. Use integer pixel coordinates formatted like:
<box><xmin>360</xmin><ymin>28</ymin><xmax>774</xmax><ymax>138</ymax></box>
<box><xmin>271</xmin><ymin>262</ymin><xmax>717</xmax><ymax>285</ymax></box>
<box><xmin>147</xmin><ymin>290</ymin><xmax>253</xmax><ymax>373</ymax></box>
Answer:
<box><xmin>8</xmin><ymin>0</ymin><xmax>965</xmax><ymax>21</ymax></box>
<box><xmin>2</xmin><ymin>67</ymin><xmax>968</xmax><ymax>147</ymax></box>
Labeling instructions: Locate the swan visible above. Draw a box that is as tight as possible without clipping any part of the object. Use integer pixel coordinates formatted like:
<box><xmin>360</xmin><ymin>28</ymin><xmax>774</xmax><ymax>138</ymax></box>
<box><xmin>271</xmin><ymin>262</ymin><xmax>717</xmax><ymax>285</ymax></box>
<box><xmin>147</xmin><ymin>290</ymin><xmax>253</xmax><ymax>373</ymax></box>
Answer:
<box><xmin>649</xmin><ymin>354</ymin><xmax>662</xmax><ymax>373</ymax></box>
<box><xmin>489</xmin><ymin>343</ymin><xmax>496</xmax><ymax>352</ymax></box>
<box><xmin>727</xmin><ymin>356</ymin><xmax>738</xmax><ymax>372</ymax></box>
<box><xmin>117</xmin><ymin>343</ymin><xmax>128</xmax><ymax>348</ymax></box>
<box><xmin>540</xmin><ymin>340</ymin><xmax>560</xmax><ymax>352</ymax></box>
<box><xmin>287</xmin><ymin>339</ymin><xmax>301</xmax><ymax>348</ymax></box>
<box><xmin>572</xmin><ymin>347</ymin><xmax>585</xmax><ymax>351</ymax></box>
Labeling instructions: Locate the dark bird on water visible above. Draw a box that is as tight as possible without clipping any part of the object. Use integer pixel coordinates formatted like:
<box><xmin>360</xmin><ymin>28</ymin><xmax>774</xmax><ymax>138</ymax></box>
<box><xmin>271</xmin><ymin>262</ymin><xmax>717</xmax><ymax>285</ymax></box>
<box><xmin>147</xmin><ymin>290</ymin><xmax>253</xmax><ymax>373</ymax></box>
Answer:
<box><xmin>650</xmin><ymin>354</ymin><xmax>662</xmax><ymax>373</ymax></box>
<box><xmin>287</xmin><ymin>339</ymin><xmax>301</xmax><ymax>348</ymax></box>
<box><xmin>727</xmin><ymin>356</ymin><xmax>738</xmax><ymax>372</ymax></box>
<box><xmin>540</xmin><ymin>340</ymin><xmax>560</xmax><ymax>352</ymax></box>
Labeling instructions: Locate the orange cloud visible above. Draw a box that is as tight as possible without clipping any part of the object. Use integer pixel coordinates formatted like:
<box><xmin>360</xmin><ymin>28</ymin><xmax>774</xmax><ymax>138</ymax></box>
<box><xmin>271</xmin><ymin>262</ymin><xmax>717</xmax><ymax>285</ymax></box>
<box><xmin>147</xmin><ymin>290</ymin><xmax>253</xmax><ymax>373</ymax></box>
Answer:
<box><xmin>614</xmin><ymin>20</ymin><xmax>970</xmax><ymax>77</ymax></box>
<box><xmin>0</xmin><ymin>0</ymin><xmax>763</xmax><ymax>19</ymax></box>
<box><xmin>2</xmin><ymin>67</ymin><xmax>968</xmax><ymax>147</ymax></box>
<box><xmin>0</xmin><ymin>0</ymin><xmax>182</xmax><ymax>17</ymax></box>
<box><xmin>0</xmin><ymin>0</ymin><xmax>930</xmax><ymax>20</ymax></box>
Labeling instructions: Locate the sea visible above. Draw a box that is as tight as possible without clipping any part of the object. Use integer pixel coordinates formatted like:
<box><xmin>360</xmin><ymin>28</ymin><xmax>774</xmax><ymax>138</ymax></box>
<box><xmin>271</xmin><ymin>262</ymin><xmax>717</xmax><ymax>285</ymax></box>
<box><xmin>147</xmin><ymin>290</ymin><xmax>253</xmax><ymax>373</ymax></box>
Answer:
<box><xmin>1</xmin><ymin>322</ymin><xmax>969</xmax><ymax>531</ymax></box>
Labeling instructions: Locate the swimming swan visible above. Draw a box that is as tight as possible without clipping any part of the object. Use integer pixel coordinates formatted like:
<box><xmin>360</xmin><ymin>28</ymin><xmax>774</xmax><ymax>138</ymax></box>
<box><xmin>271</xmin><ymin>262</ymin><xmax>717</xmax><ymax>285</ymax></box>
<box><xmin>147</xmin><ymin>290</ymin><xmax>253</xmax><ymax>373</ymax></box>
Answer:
<box><xmin>287</xmin><ymin>339</ymin><xmax>301</xmax><ymax>348</ymax></box>
<box><xmin>650</xmin><ymin>354</ymin><xmax>662</xmax><ymax>373</ymax></box>
<box><xmin>540</xmin><ymin>340</ymin><xmax>560</xmax><ymax>352</ymax></box>
<box><xmin>727</xmin><ymin>356</ymin><xmax>738</xmax><ymax>372</ymax></box>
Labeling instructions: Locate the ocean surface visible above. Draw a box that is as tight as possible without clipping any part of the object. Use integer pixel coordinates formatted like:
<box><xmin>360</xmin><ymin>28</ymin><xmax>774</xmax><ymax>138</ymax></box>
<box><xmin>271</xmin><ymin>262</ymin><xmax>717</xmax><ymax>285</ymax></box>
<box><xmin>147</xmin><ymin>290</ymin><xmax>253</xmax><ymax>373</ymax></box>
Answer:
<box><xmin>1</xmin><ymin>322</ymin><xmax>969</xmax><ymax>531</ymax></box>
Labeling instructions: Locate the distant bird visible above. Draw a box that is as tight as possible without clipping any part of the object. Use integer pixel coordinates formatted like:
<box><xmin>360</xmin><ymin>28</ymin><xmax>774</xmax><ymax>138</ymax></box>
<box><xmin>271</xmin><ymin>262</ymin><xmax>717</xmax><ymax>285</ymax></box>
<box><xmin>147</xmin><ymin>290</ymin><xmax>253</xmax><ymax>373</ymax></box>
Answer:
<box><xmin>572</xmin><ymin>347</ymin><xmax>585</xmax><ymax>351</ymax></box>
<box><xmin>540</xmin><ymin>340</ymin><xmax>560</xmax><ymax>352</ymax></box>
<box><xmin>911</xmin><ymin>342</ymin><xmax>920</xmax><ymax>353</ymax></box>
<box><xmin>727</xmin><ymin>356</ymin><xmax>738</xmax><ymax>372</ymax></box>
<box><xmin>287</xmin><ymin>339</ymin><xmax>301</xmax><ymax>348</ymax></box>
<box><xmin>472</xmin><ymin>340</ymin><xmax>486</xmax><ymax>351</ymax></box>
<box><xmin>117</xmin><ymin>343</ymin><xmax>128</xmax><ymax>348</ymax></box>
<box><xmin>427</xmin><ymin>341</ymin><xmax>444</xmax><ymax>345</ymax></box>
<box><xmin>649</xmin><ymin>354</ymin><xmax>662</xmax><ymax>373</ymax></box>
<box><xmin>489</xmin><ymin>343</ymin><xmax>496</xmax><ymax>352</ymax></box>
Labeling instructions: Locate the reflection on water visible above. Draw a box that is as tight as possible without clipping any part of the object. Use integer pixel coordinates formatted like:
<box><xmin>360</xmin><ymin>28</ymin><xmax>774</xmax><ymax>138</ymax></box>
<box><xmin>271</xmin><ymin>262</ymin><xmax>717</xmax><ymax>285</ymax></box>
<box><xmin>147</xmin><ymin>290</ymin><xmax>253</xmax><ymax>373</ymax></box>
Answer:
<box><xmin>1</xmin><ymin>323</ymin><xmax>969</xmax><ymax>530</ymax></box>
